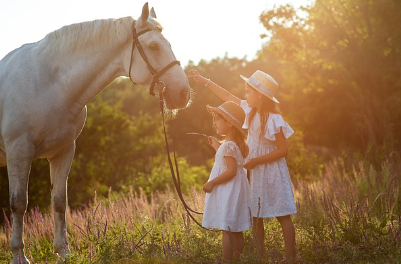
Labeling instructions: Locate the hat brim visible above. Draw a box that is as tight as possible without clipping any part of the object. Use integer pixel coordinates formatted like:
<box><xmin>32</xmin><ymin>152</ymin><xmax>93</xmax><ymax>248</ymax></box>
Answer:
<box><xmin>240</xmin><ymin>75</ymin><xmax>280</xmax><ymax>104</ymax></box>
<box><xmin>206</xmin><ymin>105</ymin><xmax>247</xmax><ymax>137</ymax></box>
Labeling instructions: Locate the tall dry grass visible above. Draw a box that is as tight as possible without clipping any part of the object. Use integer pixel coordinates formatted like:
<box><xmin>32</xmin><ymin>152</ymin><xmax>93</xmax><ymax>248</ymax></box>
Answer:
<box><xmin>0</xmin><ymin>153</ymin><xmax>400</xmax><ymax>263</ymax></box>
<box><xmin>293</xmin><ymin>152</ymin><xmax>400</xmax><ymax>263</ymax></box>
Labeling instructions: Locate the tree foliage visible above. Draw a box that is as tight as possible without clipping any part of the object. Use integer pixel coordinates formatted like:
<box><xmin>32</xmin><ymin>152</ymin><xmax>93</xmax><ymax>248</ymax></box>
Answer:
<box><xmin>258</xmin><ymin>0</ymin><xmax>401</xmax><ymax>157</ymax></box>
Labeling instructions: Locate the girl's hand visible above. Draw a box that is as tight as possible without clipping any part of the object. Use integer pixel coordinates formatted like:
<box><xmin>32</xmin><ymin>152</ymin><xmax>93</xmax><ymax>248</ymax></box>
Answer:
<box><xmin>187</xmin><ymin>69</ymin><xmax>208</xmax><ymax>85</ymax></box>
<box><xmin>208</xmin><ymin>136</ymin><xmax>220</xmax><ymax>151</ymax></box>
<box><xmin>244</xmin><ymin>158</ymin><xmax>258</xmax><ymax>170</ymax></box>
<box><xmin>203</xmin><ymin>181</ymin><xmax>215</xmax><ymax>193</ymax></box>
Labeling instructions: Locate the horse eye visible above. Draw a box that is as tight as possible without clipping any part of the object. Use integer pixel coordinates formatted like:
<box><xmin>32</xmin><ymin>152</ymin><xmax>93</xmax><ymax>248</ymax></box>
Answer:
<box><xmin>149</xmin><ymin>43</ymin><xmax>159</xmax><ymax>51</ymax></box>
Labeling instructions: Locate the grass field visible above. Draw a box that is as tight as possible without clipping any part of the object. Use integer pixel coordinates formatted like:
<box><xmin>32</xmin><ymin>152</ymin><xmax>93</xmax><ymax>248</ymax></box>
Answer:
<box><xmin>1</xmin><ymin>154</ymin><xmax>400</xmax><ymax>263</ymax></box>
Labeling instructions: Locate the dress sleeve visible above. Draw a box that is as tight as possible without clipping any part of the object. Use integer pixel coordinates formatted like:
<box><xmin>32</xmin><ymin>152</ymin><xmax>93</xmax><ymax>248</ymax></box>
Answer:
<box><xmin>220</xmin><ymin>141</ymin><xmax>242</xmax><ymax>163</ymax></box>
<box><xmin>240</xmin><ymin>100</ymin><xmax>251</xmax><ymax>129</ymax></box>
<box><xmin>264</xmin><ymin>114</ymin><xmax>294</xmax><ymax>141</ymax></box>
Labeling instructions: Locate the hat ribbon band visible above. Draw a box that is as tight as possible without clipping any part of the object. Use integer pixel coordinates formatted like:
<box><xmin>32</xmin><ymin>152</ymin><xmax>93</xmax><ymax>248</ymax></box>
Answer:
<box><xmin>218</xmin><ymin>106</ymin><xmax>241</xmax><ymax>126</ymax></box>
<box><xmin>249</xmin><ymin>77</ymin><xmax>274</xmax><ymax>97</ymax></box>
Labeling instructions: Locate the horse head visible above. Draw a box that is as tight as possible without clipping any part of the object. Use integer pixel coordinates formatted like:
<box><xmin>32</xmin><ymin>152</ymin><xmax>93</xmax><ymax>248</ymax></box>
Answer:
<box><xmin>129</xmin><ymin>3</ymin><xmax>191</xmax><ymax>110</ymax></box>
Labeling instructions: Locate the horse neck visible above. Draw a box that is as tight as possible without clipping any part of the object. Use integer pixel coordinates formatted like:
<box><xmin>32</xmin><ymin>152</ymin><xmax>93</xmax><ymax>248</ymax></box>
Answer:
<box><xmin>39</xmin><ymin>18</ymin><xmax>133</xmax><ymax>113</ymax></box>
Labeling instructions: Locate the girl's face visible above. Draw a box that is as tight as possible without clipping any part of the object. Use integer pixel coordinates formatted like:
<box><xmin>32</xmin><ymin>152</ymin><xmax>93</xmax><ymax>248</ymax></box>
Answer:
<box><xmin>244</xmin><ymin>83</ymin><xmax>261</xmax><ymax>108</ymax></box>
<box><xmin>213</xmin><ymin>115</ymin><xmax>231</xmax><ymax>136</ymax></box>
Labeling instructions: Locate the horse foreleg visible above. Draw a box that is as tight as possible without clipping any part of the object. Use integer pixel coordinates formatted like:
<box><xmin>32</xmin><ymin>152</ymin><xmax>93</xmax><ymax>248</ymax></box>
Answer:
<box><xmin>48</xmin><ymin>143</ymin><xmax>75</xmax><ymax>261</ymax></box>
<box><xmin>7</xmin><ymin>146</ymin><xmax>34</xmax><ymax>264</ymax></box>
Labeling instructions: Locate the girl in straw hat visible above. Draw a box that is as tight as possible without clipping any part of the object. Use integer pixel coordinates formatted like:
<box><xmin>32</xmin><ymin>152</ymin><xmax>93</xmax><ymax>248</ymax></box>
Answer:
<box><xmin>202</xmin><ymin>101</ymin><xmax>251</xmax><ymax>262</ymax></box>
<box><xmin>188</xmin><ymin>70</ymin><xmax>297</xmax><ymax>262</ymax></box>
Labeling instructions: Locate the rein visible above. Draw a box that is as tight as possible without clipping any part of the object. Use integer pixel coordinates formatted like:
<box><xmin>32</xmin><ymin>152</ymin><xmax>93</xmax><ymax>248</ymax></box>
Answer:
<box><xmin>157</xmin><ymin>95</ymin><xmax>213</xmax><ymax>230</ymax></box>
<box><xmin>157</xmin><ymin>92</ymin><xmax>219</xmax><ymax>232</ymax></box>
<box><xmin>128</xmin><ymin>20</ymin><xmax>215</xmax><ymax>231</ymax></box>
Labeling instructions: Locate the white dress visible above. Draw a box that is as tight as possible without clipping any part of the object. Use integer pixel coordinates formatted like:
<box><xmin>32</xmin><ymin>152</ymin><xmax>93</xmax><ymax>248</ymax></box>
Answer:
<box><xmin>202</xmin><ymin>141</ymin><xmax>252</xmax><ymax>232</ymax></box>
<box><xmin>240</xmin><ymin>100</ymin><xmax>297</xmax><ymax>218</ymax></box>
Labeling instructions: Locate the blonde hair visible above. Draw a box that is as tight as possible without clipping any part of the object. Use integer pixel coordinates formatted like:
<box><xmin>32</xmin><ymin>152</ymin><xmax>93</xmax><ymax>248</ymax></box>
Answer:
<box><xmin>247</xmin><ymin>85</ymin><xmax>281</xmax><ymax>136</ymax></box>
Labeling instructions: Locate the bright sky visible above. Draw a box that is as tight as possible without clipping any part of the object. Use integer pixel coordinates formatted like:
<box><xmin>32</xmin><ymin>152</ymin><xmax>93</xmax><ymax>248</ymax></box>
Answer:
<box><xmin>0</xmin><ymin>0</ymin><xmax>310</xmax><ymax>66</ymax></box>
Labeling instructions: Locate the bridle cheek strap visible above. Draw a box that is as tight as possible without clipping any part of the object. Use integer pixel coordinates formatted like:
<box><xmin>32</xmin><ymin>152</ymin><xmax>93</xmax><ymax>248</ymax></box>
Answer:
<box><xmin>129</xmin><ymin>21</ymin><xmax>181</xmax><ymax>97</ymax></box>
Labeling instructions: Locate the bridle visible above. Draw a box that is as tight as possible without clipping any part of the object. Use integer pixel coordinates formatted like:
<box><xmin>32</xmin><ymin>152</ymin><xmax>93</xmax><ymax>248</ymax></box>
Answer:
<box><xmin>128</xmin><ymin>20</ymin><xmax>180</xmax><ymax>96</ymax></box>
<box><xmin>127</xmin><ymin>20</ymin><xmax>215</xmax><ymax>231</ymax></box>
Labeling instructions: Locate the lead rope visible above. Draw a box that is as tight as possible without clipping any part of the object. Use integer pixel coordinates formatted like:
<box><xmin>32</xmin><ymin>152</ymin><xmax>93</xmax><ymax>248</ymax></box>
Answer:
<box><xmin>157</xmin><ymin>93</ymin><xmax>218</xmax><ymax>232</ymax></box>
<box><xmin>128</xmin><ymin>21</ymin><xmax>214</xmax><ymax>231</ymax></box>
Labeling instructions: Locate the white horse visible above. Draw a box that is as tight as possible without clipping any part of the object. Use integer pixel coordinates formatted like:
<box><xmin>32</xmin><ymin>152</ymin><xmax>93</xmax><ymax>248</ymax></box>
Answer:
<box><xmin>0</xmin><ymin>3</ymin><xmax>190</xmax><ymax>263</ymax></box>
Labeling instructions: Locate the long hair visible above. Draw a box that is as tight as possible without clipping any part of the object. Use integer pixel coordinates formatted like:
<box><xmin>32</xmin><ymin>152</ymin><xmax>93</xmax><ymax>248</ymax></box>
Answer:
<box><xmin>231</xmin><ymin>127</ymin><xmax>249</xmax><ymax>159</ymax></box>
<box><xmin>248</xmin><ymin>86</ymin><xmax>281</xmax><ymax>136</ymax></box>
<box><xmin>214</xmin><ymin>113</ymin><xmax>249</xmax><ymax>158</ymax></box>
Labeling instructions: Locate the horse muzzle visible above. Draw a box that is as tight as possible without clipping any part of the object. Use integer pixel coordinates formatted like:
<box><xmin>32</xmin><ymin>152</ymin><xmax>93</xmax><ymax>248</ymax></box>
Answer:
<box><xmin>158</xmin><ymin>84</ymin><xmax>190</xmax><ymax>110</ymax></box>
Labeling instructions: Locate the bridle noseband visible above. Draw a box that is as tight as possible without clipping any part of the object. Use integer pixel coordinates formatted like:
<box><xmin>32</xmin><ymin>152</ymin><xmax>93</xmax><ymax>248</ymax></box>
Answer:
<box><xmin>128</xmin><ymin>20</ymin><xmax>181</xmax><ymax>97</ymax></box>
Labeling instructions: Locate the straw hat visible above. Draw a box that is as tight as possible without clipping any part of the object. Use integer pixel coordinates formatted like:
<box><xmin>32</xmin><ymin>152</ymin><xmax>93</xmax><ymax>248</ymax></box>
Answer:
<box><xmin>240</xmin><ymin>70</ymin><xmax>280</xmax><ymax>103</ymax></box>
<box><xmin>206</xmin><ymin>101</ymin><xmax>247</xmax><ymax>137</ymax></box>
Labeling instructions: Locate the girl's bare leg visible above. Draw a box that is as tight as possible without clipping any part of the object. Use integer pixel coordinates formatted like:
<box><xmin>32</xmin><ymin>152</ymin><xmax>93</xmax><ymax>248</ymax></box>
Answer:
<box><xmin>232</xmin><ymin>232</ymin><xmax>244</xmax><ymax>261</ymax></box>
<box><xmin>276</xmin><ymin>215</ymin><xmax>296</xmax><ymax>261</ymax></box>
<box><xmin>252</xmin><ymin>217</ymin><xmax>265</xmax><ymax>258</ymax></box>
<box><xmin>222</xmin><ymin>231</ymin><xmax>245</xmax><ymax>261</ymax></box>
<box><xmin>222</xmin><ymin>231</ymin><xmax>234</xmax><ymax>261</ymax></box>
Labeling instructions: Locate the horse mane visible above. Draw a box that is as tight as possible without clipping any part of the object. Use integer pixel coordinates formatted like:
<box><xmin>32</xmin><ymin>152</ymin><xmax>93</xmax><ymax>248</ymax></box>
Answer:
<box><xmin>36</xmin><ymin>17</ymin><xmax>134</xmax><ymax>55</ymax></box>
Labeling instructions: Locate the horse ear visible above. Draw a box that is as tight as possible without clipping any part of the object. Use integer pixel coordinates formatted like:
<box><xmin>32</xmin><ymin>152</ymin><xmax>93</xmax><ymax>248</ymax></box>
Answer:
<box><xmin>150</xmin><ymin>7</ymin><xmax>157</xmax><ymax>18</ymax></box>
<box><xmin>141</xmin><ymin>2</ymin><xmax>150</xmax><ymax>25</ymax></box>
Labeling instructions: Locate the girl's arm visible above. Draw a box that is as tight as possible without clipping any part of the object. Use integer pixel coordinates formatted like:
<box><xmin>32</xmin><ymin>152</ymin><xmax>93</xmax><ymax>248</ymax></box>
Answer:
<box><xmin>205</xmin><ymin>79</ymin><xmax>241</xmax><ymax>105</ymax></box>
<box><xmin>203</xmin><ymin>156</ymin><xmax>237</xmax><ymax>193</ymax></box>
<box><xmin>187</xmin><ymin>70</ymin><xmax>241</xmax><ymax>104</ymax></box>
<box><xmin>243</xmin><ymin>130</ymin><xmax>289</xmax><ymax>170</ymax></box>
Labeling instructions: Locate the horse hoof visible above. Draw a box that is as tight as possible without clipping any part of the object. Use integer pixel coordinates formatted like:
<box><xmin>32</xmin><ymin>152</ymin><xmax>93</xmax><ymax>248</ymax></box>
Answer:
<box><xmin>57</xmin><ymin>257</ymin><xmax>71</xmax><ymax>264</ymax></box>
<box><xmin>11</xmin><ymin>256</ymin><xmax>30</xmax><ymax>264</ymax></box>
<box><xmin>56</xmin><ymin>252</ymin><xmax>72</xmax><ymax>264</ymax></box>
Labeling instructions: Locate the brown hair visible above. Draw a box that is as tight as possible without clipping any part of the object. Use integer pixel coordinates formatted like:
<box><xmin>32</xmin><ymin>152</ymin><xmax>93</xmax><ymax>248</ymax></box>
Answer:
<box><xmin>231</xmin><ymin>126</ymin><xmax>249</xmax><ymax>159</ymax></box>
<box><xmin>214</xmin><ymin>113</ymin><xmax>249</xmax><ymax>158</ymax></box>
<box><xmin>248</xmin><ymin>85</ymin><xmax>281</xmax><ymax>136</ymax></box>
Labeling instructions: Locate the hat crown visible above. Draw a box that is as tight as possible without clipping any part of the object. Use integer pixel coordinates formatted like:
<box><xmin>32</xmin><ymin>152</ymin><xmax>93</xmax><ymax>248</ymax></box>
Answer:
<box><xmin>240</xmin><ymin>70</ymin><xmax>280</xmax><ymax>103</ymax></box>
<box><xmin>250</xmin><ymin>70</ymin><xmax>279</xmax><ymax>93</ymax></box>
<box><xmin>218</xmin><ymin>101</ymin><xmax>245</xmax><ymax>126</ymax></box>
<box><xmin>206</xmin><ymin>101</ymin><xmax>247</xmax><ymax>137</ymax></box>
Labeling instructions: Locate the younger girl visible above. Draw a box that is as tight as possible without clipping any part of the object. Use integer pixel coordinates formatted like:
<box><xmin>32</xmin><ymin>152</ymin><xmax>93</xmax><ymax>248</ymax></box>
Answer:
<box><xmin>202</xmin><ymin>101</ymin><xmax>251</xmax><ymax>262</ymax></box>
<box><xmin>189</xmin><ymin>70</ymin><xmax>297</xmax><ymax>262</ymax></box>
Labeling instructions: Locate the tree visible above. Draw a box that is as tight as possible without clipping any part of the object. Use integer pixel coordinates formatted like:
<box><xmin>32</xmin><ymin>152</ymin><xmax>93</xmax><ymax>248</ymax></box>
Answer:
<box><xmin>68</xmin><ymin>96</ymin><xmax>166</xmax><ymax>207</ymax></box>
<box><xmin>258</xmin><ymin>0</ymin><xmax>401</xmax><ymax>157</ymax></box>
